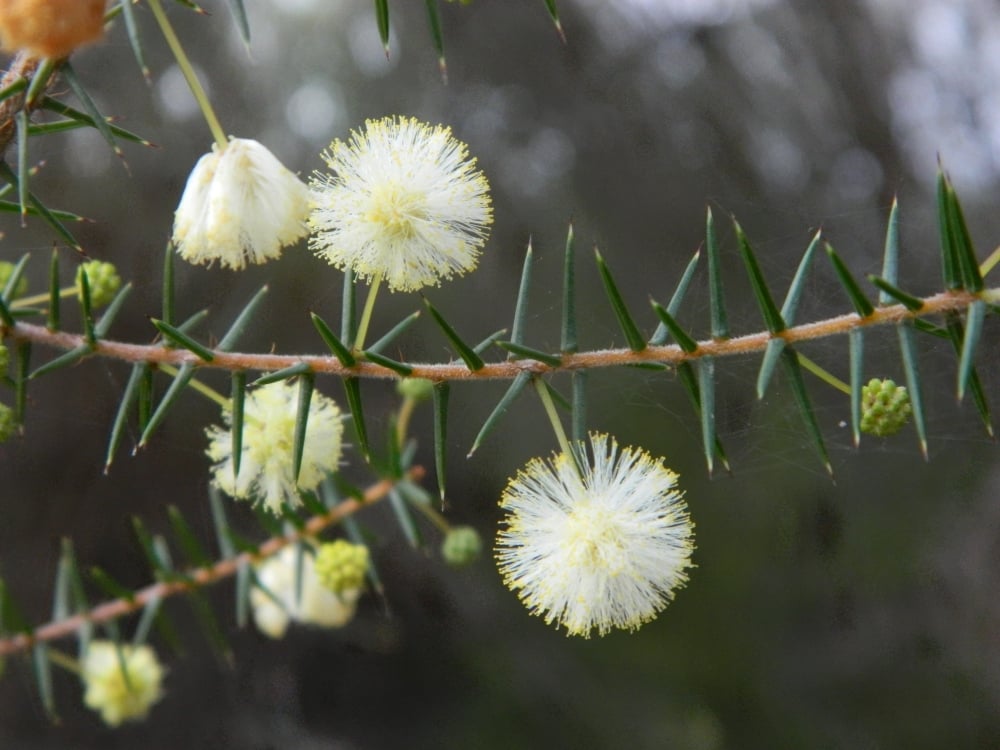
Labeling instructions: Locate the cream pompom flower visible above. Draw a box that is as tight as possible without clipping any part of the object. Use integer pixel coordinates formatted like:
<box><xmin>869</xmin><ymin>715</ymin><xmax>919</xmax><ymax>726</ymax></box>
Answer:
<box><xmin>495</xmin><ymin>433</ymin><xmax>694</xmax><ymax>638</ymax></box>
<box><xmin>81</xmin><ymin>640</ymin><xmax>164</xmax><ymax>727</ymax></box>
<box><xmin>308</xmin><ymin>116</ymin><xmax>493</xmax><ymax>292</ymax></box>
<box><xmin>251</xmin><ymin>544</ymin><xmax>363</xmax><ymax>639</ymax></box>
<box><xmin>206</xmin><ymin>380</ymin><xmax>345</xmax><ymax>515</ymax></box>
<box><xmin>172</xmin><ymin>138</ymin><xmax>310</xmax><ymax>270</ymax></box>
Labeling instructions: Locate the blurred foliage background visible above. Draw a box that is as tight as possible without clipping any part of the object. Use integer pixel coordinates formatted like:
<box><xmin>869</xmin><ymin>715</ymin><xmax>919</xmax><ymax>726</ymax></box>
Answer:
<box><xmin>2</xmin><ymin>0</ymin><xmax>1000</xmax><ymax>747</ymax></box>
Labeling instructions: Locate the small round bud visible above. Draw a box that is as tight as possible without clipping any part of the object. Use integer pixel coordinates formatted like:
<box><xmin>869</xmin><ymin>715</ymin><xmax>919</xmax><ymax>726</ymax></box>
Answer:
<box><xmin>315</xmin><ymin>540</ymin><xmax>370</xmax><ymax>594</ymax></box>
<box><xmin>441</xmin><ymin>525</ymin><xmax>482</xmax><ymax>567</ymax></box>
<box><xmin>861</xmin><ymin>378</ymin><xmax>911</xmax><ymax>437</ymax></box>
<box><xmin>0</xmin><ymin>403</ymin><xmax>16</xmax><ymax>443</ymax></box>
<box><xmin>0</xmin><ymin>261</ymin><xmax>27</xmax><ymax>299</ymax></box>
<box><xmin>76</xmin><ymin>260</ymin><xmax>122</xmax><ymax>308</ymax></box>
<box><xmin>396</xmin><ymin>377</ymin><xmax>435</xmax><ymax>402</ymax></box>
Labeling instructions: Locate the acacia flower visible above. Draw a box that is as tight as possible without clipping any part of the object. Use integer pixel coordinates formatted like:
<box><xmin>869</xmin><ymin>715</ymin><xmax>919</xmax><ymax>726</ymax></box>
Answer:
<box><xmin>308</xmin><ymin>116</ymin><xmax>493</xmax><ymax>292</ymax></box>
<box><xmin>495</xmin><ymin>433</ymin><xmax>694</xmax><ymax>638</ymax></box>
<box><xmin>0</xmin><ymin>0</ymin><xmax>106</xmax><ymax>59</ymax></box>
<box><xmin>81</xmin><ymin>640</ymin><xmax>164</xmax><ymax>727</ymax></box>
<box><xmin>251</xmin><ymin>544</ymin><xmax>363</xmax><ymax>639</ymax></box>
<box><xmin>206</xmin><ymin>380</ymin><xmax>345</xmax><ymax>515</ymax></box>
<box><xmin>173</xmin><ymin>138</ymin><xmax>310</xmax><ymax>270</ymax></box>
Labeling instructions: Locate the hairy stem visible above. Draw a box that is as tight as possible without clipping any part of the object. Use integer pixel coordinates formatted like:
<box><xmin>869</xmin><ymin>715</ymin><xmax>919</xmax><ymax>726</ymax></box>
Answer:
<box><xmin>1</xmin><ymin>288</ymin><xmax>988</xmax><ymax>381</ymax></box>
<box><xmin>0</xmin><ymin>467</ymin><xmax>424</xmax><ymax>658</ymax></box>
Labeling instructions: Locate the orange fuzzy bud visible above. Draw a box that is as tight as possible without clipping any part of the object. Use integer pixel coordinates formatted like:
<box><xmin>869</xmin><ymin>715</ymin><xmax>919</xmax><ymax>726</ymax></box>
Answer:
<box><xmin>0</xmin><ymin>0</ymin><xmax>106</xmax><ymax>59</ymax></box>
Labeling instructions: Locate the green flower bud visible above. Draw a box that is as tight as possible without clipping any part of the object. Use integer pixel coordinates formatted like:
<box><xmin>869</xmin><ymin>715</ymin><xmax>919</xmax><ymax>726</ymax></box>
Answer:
<box><xmin>396</xmin><ymin>377</ymin><xmax>435</xmax><ymax>402</ymax></box>
<box><xmin>860</xmin><ymin>378</ymin><xmax>911</xmax><ymax>437</ymax></box>
<box><xmin>0</xmin><ymin>261</ymin><xmax>27</xmax><ymax>298</ymax></box>
<box><xmin>441</xmin><ymin>525</ymin><xmax>482</xmax><ymax>568</ymax></box>
<box><xmin>0</xmin><ymin>403</ymin><xmax>17</xmax><ymax>443</ymax></box>
<box><xmin>314</xmin><ymin>540</ymin><xmax>369</xmax><ymax>594</ymax></box>
<box><xmin>76</xmin><ymin>260</ymin><xmax>121</xmax><ymax>308</ymax></box>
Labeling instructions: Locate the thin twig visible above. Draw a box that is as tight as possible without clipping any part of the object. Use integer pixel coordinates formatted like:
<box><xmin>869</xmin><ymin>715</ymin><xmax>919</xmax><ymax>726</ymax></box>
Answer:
<box><xmin>0</xmin><ymin>466</ymin><xmax>424</xmax><ymax>658</ymax></box>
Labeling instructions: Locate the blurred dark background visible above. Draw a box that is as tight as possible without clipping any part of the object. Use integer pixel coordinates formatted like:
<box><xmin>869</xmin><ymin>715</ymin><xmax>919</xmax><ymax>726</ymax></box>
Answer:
<box><xmin>2</xmin><ymin>0</ymin><xmax>1000</xmax><ymax>747</ymax></box>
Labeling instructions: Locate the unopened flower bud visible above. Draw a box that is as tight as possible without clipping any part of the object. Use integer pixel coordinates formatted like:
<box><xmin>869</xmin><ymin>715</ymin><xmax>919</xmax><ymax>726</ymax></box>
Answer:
<box><xmin>0</xmin><ymin>0</ymin><xmax>106</xmax><ymax>59</ymax></box>
<box><xmin>397</xmin><ymin>377</ymin><xmax>435</xmax><ymax>402</ymax></box>
<box><xmin>76</xmin><ymin>260</ymin><xmax>121</xmax><ymax>308</ymax></box>
<box><xmin>860</xmin><ymin>378</ymin><xmax>911</xmax><ymax>437</ymax></box>
<box><xmin>315</xmin><ymin>539</ymin><xmax>369</xmax><ymax>594</ymax></box>
<box><xmin>441</xmin><ymin>525</ymin><xmax>482</xmax><ymax>567</ymax></box>
<box><xmin>0</xmin><ymin>261</ymin><xmax>27</xmax><ymax>299</ymax></box>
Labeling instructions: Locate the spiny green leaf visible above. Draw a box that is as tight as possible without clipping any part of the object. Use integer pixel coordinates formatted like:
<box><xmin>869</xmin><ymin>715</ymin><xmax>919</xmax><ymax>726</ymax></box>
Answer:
<box><xmin>388</xmin><ymin>488</ymin><xmax>422</xmax><ymax>548</ymax></box>
<box><xmin>956</xmin><ymin>301</ymin><xmax>986</xmax><ymax>402</ymax></box>
<box><xmin>311</xmin><ymin>312</ymin><xmax>356</xmax><ymax>366</ymax></box>
<box><xmin>0</xmin><ymin>76</ymin><xmax>27</xmax><ymax>102</ymax></box>
<box><xmin>425</xmin><ymin>0</ymin><xmax>447</xmax><ymax>82</ymax></box>
<box><xmin>78</xmin><ymin>267</ymin><xmax>96</xmax><ymax>344</ymax></box>
<box><xmin>756</xmin><ymin>339</ymin><xmax>785</xmax><ymax>401</ymax></box>
<box><xmin>374</xmin><ymin>0</ymin><xmax>390</xmax><ymax>53</ymax></box>
<box><xmin>362</xmin><ymin>350</ymin><xmax>413</xmax><ymax>375</ymax></box>
<box><xmin>132</xmin><ymin>516</ymin><xmax>169</xmax><ymax>575</ymax></box>
<box><xmin>342</xmin><ymin>267</ymin><xmax>357</xmax><ymax>346</ymax></box>
<box><xmin>561</xmin><ymin>223</ymin><xmax>577</xmax><ymax>353</ymax></box>
<box><xmin>132</xmin><ymin>594</ymin><xmax>164</xmax><ymax>648</ymax></box>
<box><xmin>943</xmin><ymin>176</ymin><xmax>983</xmax><ymax>292</ymax></box>
<box><xmin>217</xmin><ymin>285</ymin><xmax>269</xmax><ymax>352</ymax></box>
<box><xmin>15</xmin><ymin>340</ymin><xmax>30</xmax><ymax>422</ymax></box>
<box><xmin>651</xmin><ymin>300</ymin><xmax>698</xmax><ymax>353</ymax></box>
<box><xmin>697</xmin><ymin>357</ymin><xmax>717</xmax><ymax>476</ymax></box>
<box><xmin>879</xmin><ymin>197</ymin><xmax>900</xmax><ymax>304</ymax></box>
<box><xmin>139</xmin><ymin>362</ymin><xmax>196</xmax><ymax>448</ymax></box>
<box><xmin>32</xmin><ymin>644</ymin><xmax>57</xmax><ymax>721</ymax></box>
<box><xmin>473</xmin><ymin>328</ymin><xmax>508</xmax><ymax>355</ymax></box>
<box><xmin>595</xmin><ymin>247</ymin><xmax>646</xmax><ymax>351</ymax></box>
<box><xmin>433</xmin><ymin>382</ymin><xmax>449</xmax><ymax>501</ymax></box>
<box><xmin>225</xmin><ymin>0</ymin><xmax>251</xmax><ymax>44</ymax></box>
<box><xmin>0</xmin><ymin>161</ymin><xmax>81</xmax><ymax>250</ymax></box>
<box><xmin>343</xmin><ymin>377</ymin><xmax>371</xmax><ymax>461</ymax></box>
<box><xmin>868</xmin><ymin>276</ymin><xmax>924</xmax><ymax>311</ymax></box>
<box><xmin>897</xmin><ymin>323</ymin><xmax>928</xmax><ymax>458</ymax></box>
<box><xmin>495</xmin><ymin>341</ymin><xmax>562</xmax><ymax>368</ymax></box>
<box><xmin>367</xmin><ymin>310</ymin><xmax>421</xmax><ymax>355</ymax></box>
<box><xmin>780</xmin><ymin>229</ymin><xmax>822</xmax><ymax>324</ymax></box>
<box><xmin>707</xmin><ymin>208</ymin><xmax>729</xmax><ymax>339</ymax></box>
<box><xmin>782</xmin><ymin>348</ymin><xmax>832</xmax><ymax>477</ymax></box>
<box><xmin>208</xmin><ymin>487</ymin><xmax>235</xmax><ymax>558</ymax></box>
<box><xmin>469</xmin><ymin>370</ymin><xmax>531</xmax><ymax>457</ymax></box>
<box><xmin>168</xmin><ymin>505</ymin><xmax>211</xmax><ymax>568</ymax></box>
<box><xmin>94</xmin><ymin>283</ymin><xmax>133</xmax><ymax>339</ymax></box>
<box><xmin>28</xmin><ymin>344</ymin><xmax>91</xmax><ymax>379</ymax></box>
<box><xmin>252</xmin><ymin>362</ymin><xmax>311</xmax><ymax>386</ymax></box>
<box><xmin>736</xmin><ymin>222</ymin><xmax>786</xmax><ymax>333</ymax></box>
<box><xmin>936</xmin><ymin>169</ymin><xmax>962</xmax><ymax>290</ymax></box>
<box><xmin>650</xmin><ymin>248</ymin><xmax>700</xmax><ymax>346</ymax></box>
<box><xmin>119</xmin><ymin>0</ymin><xmax>150</xmax><ymax>81</ymax></box>
<box><xmin>151</xmin><ymin>318</ymin><xmax>214</xmax><ymax>361</ymax></box>
<box><xmin>571</xmin><ymin>371</ymin><xmax>587</xmax><ymax>444</ymax></box>
<box><xmin>423</xmin><ymin>296</ymin><xmax>484</xmax><ymax>371</ymax></box>
<box><xmin>849</xmin><ymin>329</ymin><xmax>863</xmax><ymax>448</ymax></box>
<box><xmin>0</xmin><ymin>199</ymin><xmax>87</xmax><ymax>221</ymax></box>
<box><xmin>38</xmin><ymin>98</ymin><xmax>155</xmax><ymax>145</ymax></box>
<box><xmin>541</xmin><ymin>0</ymin><xmax>566</xmax><ymax>42</ymax></box>
<box><xmin>61</xmin><ymin>63</ymin><xmax>123</xmax><ymax>160</ymax></box>
<box><xmin>104</xmin><ymin>364</ymin><xmax>146</xmax><ymax>473</ymax></box>
<box><xmin>15</xmin><ymin>110</ymin><xmax>28</xmax><ymax>222</ymax></box>
<box><xmin>47</xmin><ymin>249</ymin><xmax>60</xmax><ymax>330</ymax></box>
<box><xmin>230</xmin><ymin>370</ymin><xmax>246</xmax><ymax>479</ymax></box>
<box><xmin>826</xmin><ymin>243</ymin><xmax>875</xmax><ymax>317</ymax></box>
<box><xmin>511</xmin><ymin>239</ymin><xmax>534</xmax><ymax>351</ymax></box>
<box><xmin>2</xmin><ymin>253</ymin><xmax>29</xmax><ymax>302</ymax></box>
<box><xmin>292</xmin><ymin>373</ymin><xmax>314</xmax><ymax>482</ymax></box>
<box><xmin>25</xmin><ymin>57</ymin><xmax>56</xmax><ymax>109</ymax></box>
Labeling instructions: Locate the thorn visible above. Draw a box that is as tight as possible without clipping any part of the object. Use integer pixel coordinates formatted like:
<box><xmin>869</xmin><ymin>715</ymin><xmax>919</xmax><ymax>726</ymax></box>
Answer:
<box><xmin>554</xmin><ymin>19</ymin><xmax>566</xmax><ymax>44</ymax></box>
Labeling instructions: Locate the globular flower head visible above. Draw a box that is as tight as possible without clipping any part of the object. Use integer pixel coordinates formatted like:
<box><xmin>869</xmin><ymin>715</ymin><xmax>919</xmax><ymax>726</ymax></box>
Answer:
<box><xmin>860</xmin><ymin>377</ymin><xmax>912</xmax><ymax>437</ymax></box>
<box><xmin>251</xmin><ymin>543</ymin><xmax>362</xmax><ymax>639</ymax></box>
<box><xmin>441</xmin><ymin>525</ymin><xmax>482</xmax><ymax>568</ymax></box>
<box><xmin>0</xmin><ymin>0</ymin><xmax>106</xmax><ymax>59</ymax></box>
<box><xmin>206</xmin><ymin>380</ymin><xmax>345</xmax><ymax>515</ymax></box>
<box><xmin>76</xmin><ymin>259</ymin><xmax>121</xmax><ymax>308</ymax></box>
<box><xmin>496</xmin><ymin>433</ymin><xmax>694</xmax><ymax>638</ymax></box>
<box><xmin>308</xmin><ymin>116</ymin><xmax>493</xmax><ymax>292</ymax></box>
<box><xmin>81</xmin><ymin>640</ymin><xmax>164</xmax><ymax>727</ymax></box>
<box><xmin>314</xmin><ymin>539</ymin><xmax>370</xmax><ymax>594</ymax></box>
<box><xmin>173</xmin><ymin>138</ymin><xmax>310</xmax><ymax>270</ymax></box>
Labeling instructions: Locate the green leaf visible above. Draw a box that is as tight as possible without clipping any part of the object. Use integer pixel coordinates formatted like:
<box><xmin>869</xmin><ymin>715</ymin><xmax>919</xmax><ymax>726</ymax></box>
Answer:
<box><xmin>425</xmin><ymin>0</ymin><xmax>447</xmax><ymax>81</ymax></box>
<box><xmin>825</xmin><ymin>243</ymin><xmax>875</xmax><ymax>317</ymax></box>
<box><xmin>541</xmin><ymin>0</ymin><xmax>566</xmax><ymax>42</ymax></box>
<box><xmin>311</xmin><ymin>312</ymin><xmax>356</xmax><ymax>366</ymax></box>
<box><xmin>0</xmin><ymin>161</ymin><xmax>80</xmax><ymax>250</ymax></box>
<box><xmin>433</xmin><ymin>382</ymin><xmax>449</xmax><ymax>501</ymax></box>
<box><xmin>561</xmin><ymin>223</ymin><xmax>577</xmax><ymax>353</ymax></box>
<box><xmin>495</xmin><ymin>341</ymin><xmax>562</xmax><ymax>368</ymax></box>
<box><xmin>151</xmin><ymin>318</ymin><xmax>214</xmax><ymax>361</ymax></box>
<box><xmin>956</xmin><ymin>301</ymin><xmax>986</xmax><ymax>401</ymax></box>
<box><xmin>139</xmin><ymin>362</ymin><xmax>196</xmax><ymax>448</ymax></box>
<box><xmin>47</xmin><ymin>250</ymin><xmax>60</xmax><ymax>331</ymax></box>
<box><xmin>511</xmin><ymin>239</ymin><xmax>534</xmax><ymax>350</ymax></box>
<box><xmin>342</xmin><ymin>267</ymin><xmax>357</xmax><ymax>346</ymax></box>
<box><xmin>104</xmin><ymin>364</ymin><xmax>146</xmax><ymax>473</ymax></box>
<box><xmin>343</xmin><ymin>377</ymin><xmax>371</xmax><ymax>461</ymax></box>
<box><xmin>208</xmin><ymin>487</ymin><xmax>235</xmax><ymax>559</ymax></box>
<box><xmin>94</xmin><ymin>283</ymin><xmax>133</xmax><ymax>339</ymax></box>
<box><xmin>707</xmin><ymin>208</ymin><xmax>729</xmax><ymax>339</ymax></box>
<box><xmin>15</xmin><ymin>340</ymin><xmax>30</xmax><ymax>422</ymax></box>
<box><xmin>230</xmin><ymin>370</ymin><xmax>246</xmax><ymax>479</ymax></box>
<box><xmin>119</xmin><ymin>0</ymin><xmax>150</xmax><ymax>81</ymax></box>
<box><xmin>473</xmin><ymin>328</ymin><xmax>508</xmax><ymax>355</ymax></box>
<box><xmin>374</xmin><ymin>0</ymin><xmax>390</xmax><ymax>53</ymax></box>
<box><xmin>362</xmin><ymin>350</ymin><xmax>413</xmax><ymax>375</ymax></box>
<box><xmin>28</xmin><ymin>344</ymin><xmax>91</xmax><ymax>380</ymax></box>
<box><xmin>650</xmin><ymin>248</ymin><xmax>700</xmax><ymax>346</ymax></box>
<box><xmin>2</xmin><ymin>253</ymin><xmax>29</xmax><ymax>302</ymax></box>
<box><xmin>24</xmin><ymin>58</ymin><xmax>56</xmax><ymax>109</ymax></box>
<box><xmin>897</xmin><ymin>323</ymin><xmax>928</xmax><ymax>458</ymax></box>
<box><xmin>736</xmin><ymin>222</ymin><xmax>786</xmax><ymax>333</ymax></box>
<box><xmin>697</xmin><ymin>357</ymin><xmax>717</xmax><ymax>476</ymax></box>
<box><xmin>132</xmin><ymin>517</ymin><xmax>169</xmax><ymax>575</ymax></box>
<box><xmin>878</xmin><ymin>197</ymin><xmax>900</xmax><ymax>305</ymax></box>
<box><xmin>15</xmin><ymin>110</ymin><xmax>28</xmax><ymax>222</ymax></box>
<box><xmin>936</xmin><ymin>169</ymin><xmax>962</xmax><ymax>290</ymax></box>
<box><xmin>942</xmin><ymin>175</ymin><xmax>983</xmax><ymax>291</ymax></box>
<box><xmin>253</xmin><ymin>362</ymin><xmax>312</xmax><ymax>385</ymax></box>
<box><xmin>0</xmin><ymin>199</ymin><xmax>86</xmax><ymax>221</ymax></box>
<box><xmin>225</xmin><ymin>0</ymin><xmax>251</xmax><ymax>44</ymax></box>
<box><xmin>867</xmin><ymin>276</ymin><xmax>924</xmax><ymax>311</ymax></box>
<box><xmin>756</xmin><ymin>339</ymin><xmax>785</xmax><ymax>401</ymax></box>
<box><xmin>61</xmin><ymin>63</ymin><xmax>123</xmax><ymax>159</ymax></box>
<box><xmin>651</xmin><ymin>300</ymin><xmax>698</xmax><ymax>353</ymax></box>
<box><xmin>167</xmin><ymin>506</ymin><xmax>211</xmax><ymax>568</ymax></box>
<box><xmin>37</xmin><ymin>98</ymin><xmax>155</xmax><ymax>146</ymax></box>
<box><xmin>292</xmin><ymin>373</ymin><xmax>314</xmax><ymax>482</ymax></box>
<box><xmin>849</xmin><ymin>329</ymin><xmax>863</xmax><ymax>448</ymax></box>
<box><xmin>0</xmin><ymin>294</ymin><xmax>13</xmax><ymax>328</ymax></box>
<box><xmin>367</xmin><ymin>310</ymin><xmax>421</xmax><ymax>355</ymax></box>
<box><xmin>782</xmin><ymin>348</ymin><xmax>832</xmax><ymax>477</ymax></box>
<box><xmin>388</xmin><ymin>488</ymin><xmax>422</xmax><ymax>548</ymax></box>
<box><xmin>162</xmin><ymin>242</ymin><xmax>175</xmax><ymax>326</ymax></box>
<box><xmin>595</xmin><ymin>247</ymin><xmax>646</xmax><ymax>351</ymax></box>
<box><xmin>423</xmin><ymin>297</ymin><xmax>484</xmax><ymax>371</ymax></box>
<box><xmin>32</xmin><ymin>644</ymin><xmax>57</xmax><ymax>721</ymax></box>
<box><xmin>217</xmin><ymin>286</ymin><xmax>269</xmax><ymax>352</ymax></box>
<box><xmin>77</xmin><ymin>266</ymin><xmax>97</xmax><ymax>345</ymax></box>
<box><xmin>132</xmin><ymin>594</ymin><xmax>164</xmax><ymax>648</ymax></box>
<box><xmin>571</xmin><ymin>371</ymin><xmax>587</xmax><ymax>444</ymax></box>
<box><xmin>780</xmin><ymin>229</ymin><xmax>822</xmax><ymax>324</ymax></box>
<box><xmin>469</xmin><ymin>370</ymin><xmax>531</xmax><ymax>457</ymax></box>
<box><xmin>0</xmin><ymin>76</ymin><xmax>27</xmax><ymax>103</ymax></box>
